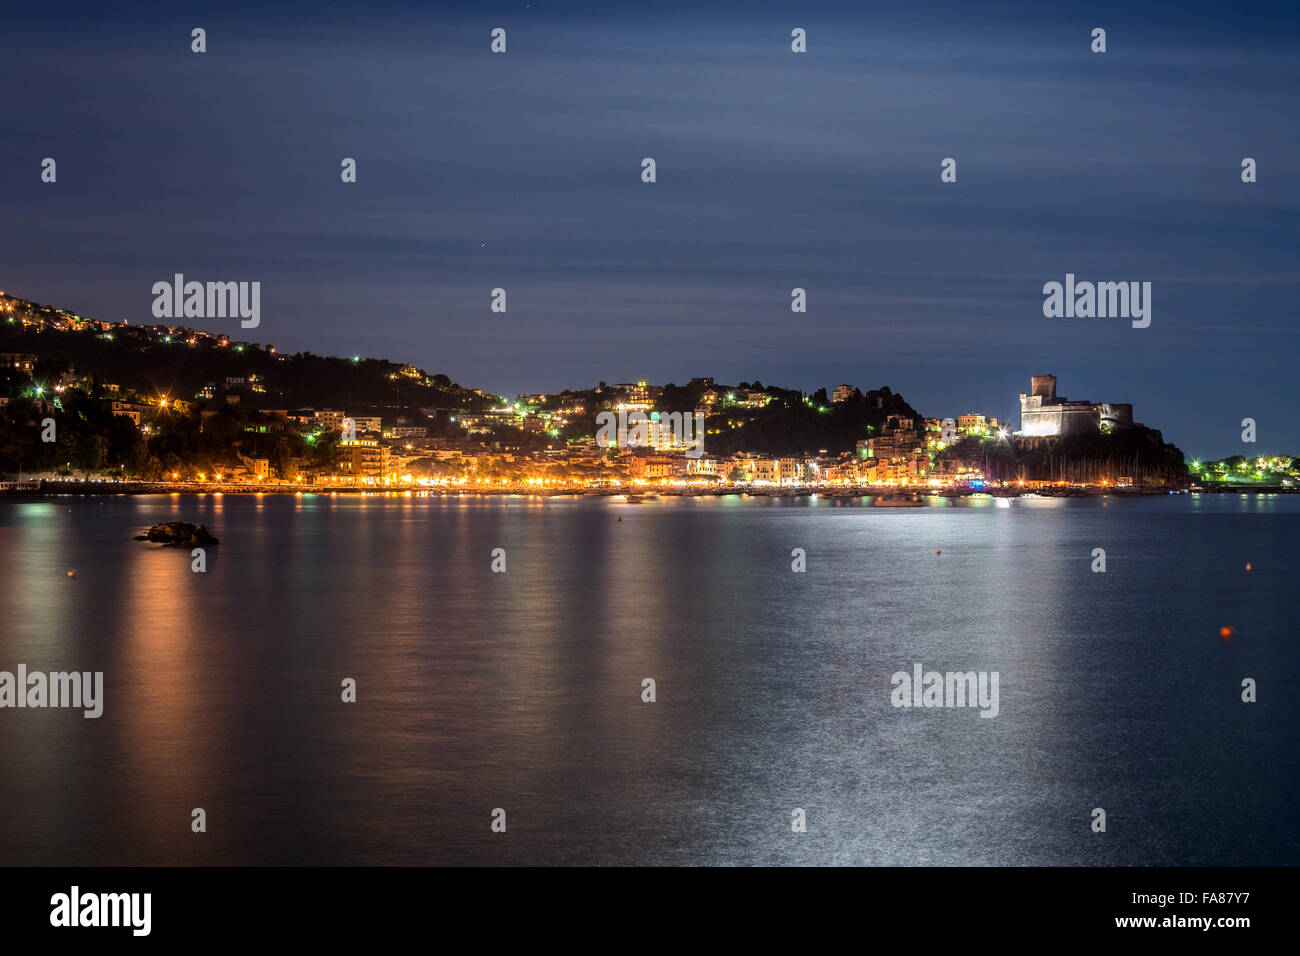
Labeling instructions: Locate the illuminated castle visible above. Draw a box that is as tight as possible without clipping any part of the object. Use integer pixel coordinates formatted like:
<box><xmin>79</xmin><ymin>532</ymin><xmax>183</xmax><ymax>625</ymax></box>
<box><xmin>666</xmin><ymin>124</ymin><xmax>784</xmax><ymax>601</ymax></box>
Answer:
<box><xmin>1018</xmin><ymin>375</ymin><xmax>1133</xmax><ymax>437</ymax></box>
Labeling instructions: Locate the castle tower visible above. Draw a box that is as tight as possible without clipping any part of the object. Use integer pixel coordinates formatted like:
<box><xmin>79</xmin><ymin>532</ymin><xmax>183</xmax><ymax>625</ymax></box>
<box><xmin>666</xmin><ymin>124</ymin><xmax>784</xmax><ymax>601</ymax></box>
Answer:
<box><xmin>1030</xmin><ymin>375</ymin><xmax>1057</xmax><ymax>402</ymax></box>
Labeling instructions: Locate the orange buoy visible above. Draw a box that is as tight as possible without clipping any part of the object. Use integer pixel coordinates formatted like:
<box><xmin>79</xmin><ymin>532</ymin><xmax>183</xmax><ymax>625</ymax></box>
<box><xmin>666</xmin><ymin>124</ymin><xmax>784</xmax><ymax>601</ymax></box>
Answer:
<box><xmin>66</xmin><ymin>570</ymin><xmax>76</xmax><ymax>578</ymax></box>
<box><xmin>1245</xmin><ymin>563</ymin><xmax>1252</xmax><ymax>571</ymax></box>
<box><xmin>1219</xmin><ymin>626</ymin><xmax>1234</xmax><ymax>640</ymax></box>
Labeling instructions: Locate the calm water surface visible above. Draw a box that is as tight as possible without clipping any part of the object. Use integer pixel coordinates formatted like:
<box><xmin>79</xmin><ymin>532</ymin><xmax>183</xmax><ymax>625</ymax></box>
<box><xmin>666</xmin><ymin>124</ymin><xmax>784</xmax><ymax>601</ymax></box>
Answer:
<box><xmin>0</xmin><ymin>493</ymin><xmax>1295</xmax><ymax>865</ymax></box>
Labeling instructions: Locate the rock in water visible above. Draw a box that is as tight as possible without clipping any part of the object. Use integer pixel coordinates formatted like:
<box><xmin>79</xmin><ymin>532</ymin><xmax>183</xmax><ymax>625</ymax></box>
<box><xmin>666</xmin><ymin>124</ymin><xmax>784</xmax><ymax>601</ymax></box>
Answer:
<box><xmin>134</xmin><ymin>522</ymin><xmax>219</xmax><ymax>546</ymax></box>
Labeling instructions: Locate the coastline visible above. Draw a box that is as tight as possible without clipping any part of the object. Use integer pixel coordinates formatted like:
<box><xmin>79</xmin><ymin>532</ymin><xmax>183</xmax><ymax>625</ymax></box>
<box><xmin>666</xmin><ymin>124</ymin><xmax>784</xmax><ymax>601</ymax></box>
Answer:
<box><xmin>1</xmin><ymin>479</ymin><xmax>1290</xmax><ymax>498</ymax></box>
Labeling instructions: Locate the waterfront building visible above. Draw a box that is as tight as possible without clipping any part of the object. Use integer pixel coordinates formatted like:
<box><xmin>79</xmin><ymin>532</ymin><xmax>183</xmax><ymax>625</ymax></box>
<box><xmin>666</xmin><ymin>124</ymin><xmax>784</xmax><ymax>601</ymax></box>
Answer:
<box><xmin>340</xmin><ymin>439</ymin><xmax>392</xmax><ymax>480</ymax></box>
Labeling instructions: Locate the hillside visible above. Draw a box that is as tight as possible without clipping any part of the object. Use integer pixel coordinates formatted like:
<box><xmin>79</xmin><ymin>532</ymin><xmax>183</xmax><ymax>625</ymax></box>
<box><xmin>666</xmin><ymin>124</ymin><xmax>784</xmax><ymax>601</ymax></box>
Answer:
<box><xmin>0</xmin><ymin>291</ymin><xmax>485</xmax><ymax>413</ymax></box>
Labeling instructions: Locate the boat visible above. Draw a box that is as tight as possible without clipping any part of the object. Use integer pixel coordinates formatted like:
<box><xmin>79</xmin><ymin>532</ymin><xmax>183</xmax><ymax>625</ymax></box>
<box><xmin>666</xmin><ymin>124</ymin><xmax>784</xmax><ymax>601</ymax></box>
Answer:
<box><xmin>874</xmin><ymin>495</ymin><xmax>923</xmax><ymax>507</ymax></box>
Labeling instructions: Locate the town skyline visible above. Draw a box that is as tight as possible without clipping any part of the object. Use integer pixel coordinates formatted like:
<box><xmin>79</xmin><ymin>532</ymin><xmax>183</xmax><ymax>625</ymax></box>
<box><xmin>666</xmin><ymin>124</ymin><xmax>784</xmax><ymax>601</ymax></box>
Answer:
<box><xmin>3</xmin><ymin>285</ymin><xmax>1286</xmax><ymax>493</ymax></box>
<box><xmin>0</xmin><ymin>283</ymin><xmax>1289</xmax><ymax>467</ymax></box>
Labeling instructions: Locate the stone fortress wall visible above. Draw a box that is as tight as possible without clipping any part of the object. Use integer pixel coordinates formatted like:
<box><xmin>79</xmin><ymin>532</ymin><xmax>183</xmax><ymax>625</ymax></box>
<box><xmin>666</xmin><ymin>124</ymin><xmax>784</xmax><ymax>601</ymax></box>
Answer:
<box><xmin>1018</xmin><ymin>375</ymin><xmax>1135</xmax><ymax>437</ymax></box>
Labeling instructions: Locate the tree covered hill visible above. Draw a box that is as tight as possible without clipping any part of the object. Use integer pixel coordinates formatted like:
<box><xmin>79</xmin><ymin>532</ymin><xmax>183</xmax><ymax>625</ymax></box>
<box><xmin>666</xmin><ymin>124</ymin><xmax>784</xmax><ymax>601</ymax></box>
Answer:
<box><xmin>0</xmin><ymin>291</ymin><xmax>484</xmax><ymax>413</ymax></box>
<box><xmin>702</xmin><ymin>385</ymin><xmax>922</xmax><ymax>457</ymax></box>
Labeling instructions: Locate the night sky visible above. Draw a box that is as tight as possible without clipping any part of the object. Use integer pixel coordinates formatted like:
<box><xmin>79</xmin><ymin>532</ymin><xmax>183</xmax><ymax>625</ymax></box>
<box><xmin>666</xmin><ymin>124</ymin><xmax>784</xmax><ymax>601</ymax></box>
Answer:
<box><xmin>2</xmin><ymin>0</ymin><xmax>1297</xmax><ymax>458</ymax></box>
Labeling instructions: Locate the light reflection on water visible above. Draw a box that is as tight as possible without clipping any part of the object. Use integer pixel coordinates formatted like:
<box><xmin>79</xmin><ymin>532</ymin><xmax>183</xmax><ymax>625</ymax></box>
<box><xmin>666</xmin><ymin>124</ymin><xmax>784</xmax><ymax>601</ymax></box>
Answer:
<box><xmin>0</xmin><ymin>494</ymin><xmax>1295</xmax><ymax>865</ymax></box>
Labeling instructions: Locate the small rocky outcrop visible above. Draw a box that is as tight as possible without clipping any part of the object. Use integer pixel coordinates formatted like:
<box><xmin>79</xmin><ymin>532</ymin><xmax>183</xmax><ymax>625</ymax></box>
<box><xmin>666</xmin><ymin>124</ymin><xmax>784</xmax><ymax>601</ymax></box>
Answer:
<box><xmin>134</xmin><ymin>522</ymin><xmax>219</xmax><ymax>546</ymax></box>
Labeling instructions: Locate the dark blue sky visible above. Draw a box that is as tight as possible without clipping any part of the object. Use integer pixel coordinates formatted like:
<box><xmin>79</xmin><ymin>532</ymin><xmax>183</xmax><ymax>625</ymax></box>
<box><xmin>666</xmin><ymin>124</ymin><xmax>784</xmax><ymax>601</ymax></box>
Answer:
<box><xmin>3</xmin><ymin>1</ymin><xmax>1297</xmax><ymax>457</ymax></box>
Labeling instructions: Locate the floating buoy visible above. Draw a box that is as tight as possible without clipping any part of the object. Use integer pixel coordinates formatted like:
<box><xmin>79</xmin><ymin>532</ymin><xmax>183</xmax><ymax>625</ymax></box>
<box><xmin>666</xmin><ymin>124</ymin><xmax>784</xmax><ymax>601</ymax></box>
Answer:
<box><xmin>1245</xmin><ymin>562</ymin><xmax>1252</xmax><ymax>571</ymax></box>
<box><xmin>66</xmin><ymin>570</ymin><xmax>76</xmax><ymax>578</ymax></box>
<box><xmin>1219</xmin><ymin>626</ymin><xmax>1234</xmax><ymax>640</ymax></box>
<box><xmin>936</xmin><ymin>550</ymin><xmax>942</xmax><ymax>556</ymax></box>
